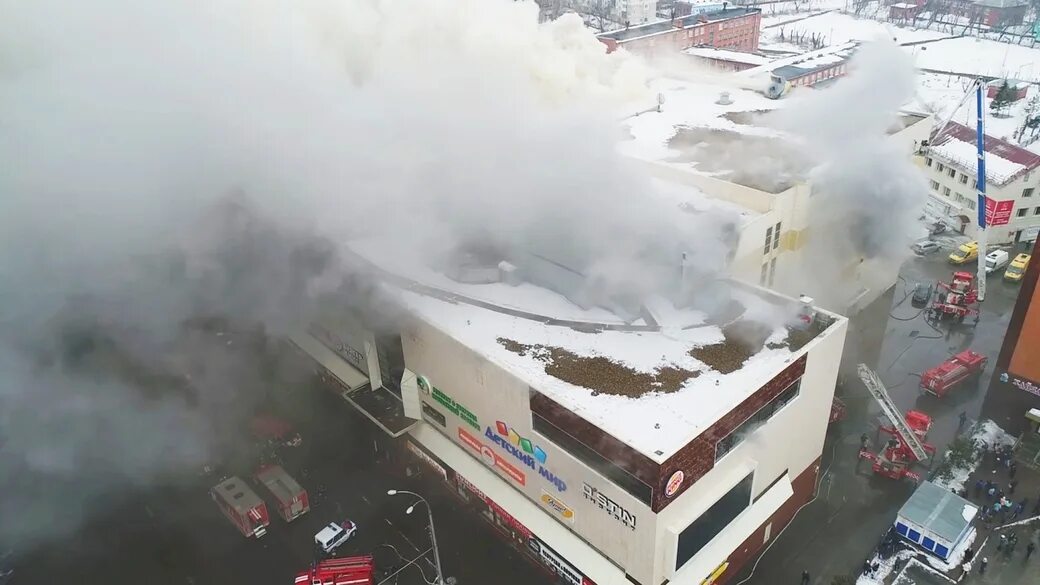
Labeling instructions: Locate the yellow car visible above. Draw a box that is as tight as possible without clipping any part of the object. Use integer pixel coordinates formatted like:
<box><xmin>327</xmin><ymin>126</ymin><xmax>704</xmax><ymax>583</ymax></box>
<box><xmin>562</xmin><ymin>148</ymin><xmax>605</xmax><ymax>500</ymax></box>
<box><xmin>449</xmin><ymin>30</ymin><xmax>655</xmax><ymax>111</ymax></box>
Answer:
<box><xmin>948</xmin><ymin>241</ymin><xmax>979</xmax><ymax>264</ymax></box>
<box><xmin>1004</xmin><ymin>253</ymin><xmax>1031</xmax><ymax>281</ymax></box>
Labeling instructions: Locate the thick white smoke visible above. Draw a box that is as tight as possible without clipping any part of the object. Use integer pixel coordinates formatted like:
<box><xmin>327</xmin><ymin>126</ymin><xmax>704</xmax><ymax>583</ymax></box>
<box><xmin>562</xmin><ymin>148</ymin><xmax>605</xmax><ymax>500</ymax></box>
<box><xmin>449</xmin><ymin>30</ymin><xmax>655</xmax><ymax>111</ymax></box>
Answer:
<box><xmin>0</xmin><ymin>0</ymin><xmax>739</xmax><ymax>546</ymax></box>
<box><xmin>770</xmin><ymin>39</ymin><xmax>928</xmax><ymax>310</ymax></box>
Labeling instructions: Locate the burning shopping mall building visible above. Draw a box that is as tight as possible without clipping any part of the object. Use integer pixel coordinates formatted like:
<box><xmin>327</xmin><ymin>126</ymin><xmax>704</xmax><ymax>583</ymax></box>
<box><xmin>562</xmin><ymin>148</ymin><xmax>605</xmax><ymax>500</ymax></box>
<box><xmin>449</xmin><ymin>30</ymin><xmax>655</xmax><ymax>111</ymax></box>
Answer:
<box><xmin>291</xmin><ymin>241</ymin><xmax>847</xmax><ymax>585</ymax></box>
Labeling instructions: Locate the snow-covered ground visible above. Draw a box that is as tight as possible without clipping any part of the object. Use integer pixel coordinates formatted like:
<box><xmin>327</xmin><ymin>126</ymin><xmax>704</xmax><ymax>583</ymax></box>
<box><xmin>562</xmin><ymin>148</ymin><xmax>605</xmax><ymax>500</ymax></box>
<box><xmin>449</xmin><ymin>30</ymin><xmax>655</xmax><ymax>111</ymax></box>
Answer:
<box><xmin>761</xmin><ymin>11</ymin><xmax>946</xmax><ymax>46</ymax></box>
<box><xmin>932</xmin><ymin>420</ymin><xmax>1016</xmax><ymax>493</ymax></box>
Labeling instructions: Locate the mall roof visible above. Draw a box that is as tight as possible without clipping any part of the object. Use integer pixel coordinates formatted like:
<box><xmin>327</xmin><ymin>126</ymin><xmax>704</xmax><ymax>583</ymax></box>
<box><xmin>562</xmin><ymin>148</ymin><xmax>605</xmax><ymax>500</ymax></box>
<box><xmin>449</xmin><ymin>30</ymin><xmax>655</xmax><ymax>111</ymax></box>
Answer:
<box><xmin>345</xmin><ymin>238</ymin><xmax>840</xmax><ymax>462</ymax></box>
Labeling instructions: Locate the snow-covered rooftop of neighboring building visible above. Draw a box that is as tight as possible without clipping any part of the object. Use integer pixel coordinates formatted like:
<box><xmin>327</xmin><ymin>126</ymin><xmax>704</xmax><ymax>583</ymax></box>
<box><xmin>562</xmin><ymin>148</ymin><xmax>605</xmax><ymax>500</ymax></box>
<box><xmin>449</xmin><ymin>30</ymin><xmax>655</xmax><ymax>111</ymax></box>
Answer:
<box><xmin>683</xmin><ymin>46</ymin><xmax>775</xmax><ymax>66</ymax></box>
<box><xmin>929</xmin><ymin>121</ymin><xmax>1040</xmax><ymax>185</ymax></box>
<box><xmin>739</xmin><ymin>41</ymin><xmax>858</xmax><ymax>78</ymax></box>
<box><xmin>345</xmin><ymin>239</ymin><xmax>840</xmax><ymax>461</ymax></box>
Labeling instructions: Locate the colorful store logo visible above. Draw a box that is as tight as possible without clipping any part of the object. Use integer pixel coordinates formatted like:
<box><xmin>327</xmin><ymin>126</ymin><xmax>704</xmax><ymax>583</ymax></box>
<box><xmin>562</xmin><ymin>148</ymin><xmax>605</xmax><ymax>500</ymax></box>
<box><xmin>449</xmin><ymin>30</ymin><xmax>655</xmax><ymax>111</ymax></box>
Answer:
<box><xmin>665</xmin><ymin>470</ymin><xmax>685</xmax><ymax>498</ymax></box>
<box><xmin>492</xmin><ymin>421</ymin><xmax>547</xmax><ymax>464</ymax></box>
<box><xmin>458</xmin><ymin>428</ymin><xmax>526</xmax><ymax>486</ymax></box>
<box><xmin>486</xmin><ymin>422</ymin><xmax>566</xmax><ymax>492</ymax></box>
<box><xmin>540</xmin><ymin>492</ymin><xmax>575</xmax><ymax>523</ymax></box>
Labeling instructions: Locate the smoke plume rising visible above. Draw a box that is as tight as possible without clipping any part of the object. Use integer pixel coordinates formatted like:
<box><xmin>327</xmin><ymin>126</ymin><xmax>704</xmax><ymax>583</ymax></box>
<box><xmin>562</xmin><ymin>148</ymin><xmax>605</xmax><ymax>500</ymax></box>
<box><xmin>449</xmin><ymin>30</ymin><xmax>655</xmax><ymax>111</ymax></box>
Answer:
<box><xmin>0</xmin><ymin>0</ymin><xmax>741</xmax><ymax>546</ymax></box>
<box><xmin>770</xmin><ymin>39</ymin><xmax>927</xmax><ymax>310</ymax></box>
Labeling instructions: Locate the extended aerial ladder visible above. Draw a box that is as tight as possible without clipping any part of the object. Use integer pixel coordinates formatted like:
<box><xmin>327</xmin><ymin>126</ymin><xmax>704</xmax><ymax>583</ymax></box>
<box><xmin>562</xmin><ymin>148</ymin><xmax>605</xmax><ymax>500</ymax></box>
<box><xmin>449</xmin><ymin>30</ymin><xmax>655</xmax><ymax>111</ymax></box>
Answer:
<box><xmin>857</xmin><ymin>364</ymin><xmax>936</xmax><ymax>482</ymax></box>
<box><xmin>921</xmin><ymin>78</ymin><xmax>990</xmax><ymax>302</ymax></box>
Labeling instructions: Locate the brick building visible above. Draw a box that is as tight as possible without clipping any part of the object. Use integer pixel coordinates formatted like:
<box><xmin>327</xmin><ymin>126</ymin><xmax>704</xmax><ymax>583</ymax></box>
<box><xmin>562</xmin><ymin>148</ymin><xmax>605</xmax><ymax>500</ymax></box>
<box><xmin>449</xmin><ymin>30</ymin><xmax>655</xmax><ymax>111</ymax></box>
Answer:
<box><xmin>293</xmin><ymin>241</ymin><xmax>848</xmax><ymax>585</ymax></box>
<box><xmin>892</xmin><ymin>0</ymin><xmax>1028</xmax><ymax>27</ymax></box>
<box><xmin>598</xmin><ymin>7</ymin><xmax>762</xmax><ymax>57</ymax></box>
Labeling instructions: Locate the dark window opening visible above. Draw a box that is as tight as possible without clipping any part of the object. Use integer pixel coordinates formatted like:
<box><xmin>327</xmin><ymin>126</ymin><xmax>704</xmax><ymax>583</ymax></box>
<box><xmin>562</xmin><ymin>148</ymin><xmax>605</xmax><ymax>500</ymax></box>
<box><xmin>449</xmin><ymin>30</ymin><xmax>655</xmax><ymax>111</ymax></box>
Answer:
<box><xmin>675</xmin><ymin>473</ymin><xmax>753</xmax><ymax>569</ymax></box>
<box><xmin>715</xmin><ymin>379</ymin><xmax>800</xmax><ymax>462</ymax></box>
<box><xmin>422</xmin><ymin>402</ymin><xmax>446</xmax><ymax>427</ymax></box>
<box><xmin>533</xmin><ymin>413</ymin><xmax>653</xmax><ymax>505</ymax></box>
<box><xmin>375</xmin><ymin>334</ymin><xmax>405</xmax><ymax>398</ymax></box>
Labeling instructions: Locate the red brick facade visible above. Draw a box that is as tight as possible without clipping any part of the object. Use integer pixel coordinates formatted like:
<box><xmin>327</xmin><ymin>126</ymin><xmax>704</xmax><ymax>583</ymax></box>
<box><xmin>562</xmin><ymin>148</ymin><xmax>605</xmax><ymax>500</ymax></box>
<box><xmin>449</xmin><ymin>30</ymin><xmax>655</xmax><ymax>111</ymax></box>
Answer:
<box><xmin>656</xmin><ymin>355</ymin><xmax>807</xmax><ymax>508</ymax></box>
<box><xmin>531</xmin><ymin>354</ymin><xmax>808</xmax><ymax>513</ymax></box>
<box><xmin>600</xmin><ymin>9</ymin><xmax>762</xmax><ymax>57</ymax></box>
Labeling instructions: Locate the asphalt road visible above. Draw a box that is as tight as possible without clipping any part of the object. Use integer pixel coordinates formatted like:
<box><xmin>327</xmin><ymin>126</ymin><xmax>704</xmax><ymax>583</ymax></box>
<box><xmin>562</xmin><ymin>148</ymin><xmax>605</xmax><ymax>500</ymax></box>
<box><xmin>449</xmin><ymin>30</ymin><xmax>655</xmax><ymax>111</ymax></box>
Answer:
<box><xmin>7</xmin><ymin>361</ymin><xmax>549</xmax><ymax>585</ymax></box>
<box><xmin>734</xmin><ymin>243</ymin><xmax>1028</xmax><ymax>585</ymax></box>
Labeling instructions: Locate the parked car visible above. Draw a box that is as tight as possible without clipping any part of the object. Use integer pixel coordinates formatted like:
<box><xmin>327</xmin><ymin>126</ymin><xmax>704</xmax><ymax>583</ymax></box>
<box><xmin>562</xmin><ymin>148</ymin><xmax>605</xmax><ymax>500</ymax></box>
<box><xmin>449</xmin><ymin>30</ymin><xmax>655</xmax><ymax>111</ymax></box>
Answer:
<box><xmin>1004</xmin><ymin>253</ymin><xmax>1031</xmax><ymax>282</ymax></box>
<box><xmin>316</xmin><ymin>520</ymin><xmax>358</xmax><ymax>554</ymax></box>
<box><xmin>911</xmin><ymin>282</ymin><xmax>934</xmax><ymax>307</ymax></box>
<box><xmin>912</xmin><ymin>240</ymin><xmax>941</xmax><ymax>255</ymax></box>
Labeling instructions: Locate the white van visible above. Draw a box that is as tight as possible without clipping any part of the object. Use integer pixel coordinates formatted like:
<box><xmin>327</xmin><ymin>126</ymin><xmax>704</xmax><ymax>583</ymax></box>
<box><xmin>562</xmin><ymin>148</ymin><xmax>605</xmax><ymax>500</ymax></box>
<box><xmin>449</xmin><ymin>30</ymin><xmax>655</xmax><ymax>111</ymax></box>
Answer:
<box><xmin>985</xmin><ymin>250</ymin><xmax>1010</xmax><ymax>274</ymax></box>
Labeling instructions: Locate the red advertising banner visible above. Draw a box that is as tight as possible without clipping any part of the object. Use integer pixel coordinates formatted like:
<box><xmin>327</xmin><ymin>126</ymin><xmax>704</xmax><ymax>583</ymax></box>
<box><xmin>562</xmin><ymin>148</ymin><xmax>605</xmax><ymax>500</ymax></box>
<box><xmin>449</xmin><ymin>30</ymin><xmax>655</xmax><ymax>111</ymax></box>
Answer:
<box><xmin>984</xmin><ymin>198</ymin><xmax>1015</xmax><ymax>227</ymax></box>
<box><xmin>457</xmin><ymin>428</ymin><xmax>527</xmax><ymax>486</ymax></box>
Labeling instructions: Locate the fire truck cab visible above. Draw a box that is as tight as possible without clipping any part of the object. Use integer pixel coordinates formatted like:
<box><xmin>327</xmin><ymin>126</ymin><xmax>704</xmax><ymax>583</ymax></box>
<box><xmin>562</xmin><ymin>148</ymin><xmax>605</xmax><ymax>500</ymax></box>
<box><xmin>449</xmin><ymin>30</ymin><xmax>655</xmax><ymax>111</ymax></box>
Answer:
<box><xmin>294</xmin><ymin>556</ymin><xmax>374</xmax><ymax>585</ymax></box>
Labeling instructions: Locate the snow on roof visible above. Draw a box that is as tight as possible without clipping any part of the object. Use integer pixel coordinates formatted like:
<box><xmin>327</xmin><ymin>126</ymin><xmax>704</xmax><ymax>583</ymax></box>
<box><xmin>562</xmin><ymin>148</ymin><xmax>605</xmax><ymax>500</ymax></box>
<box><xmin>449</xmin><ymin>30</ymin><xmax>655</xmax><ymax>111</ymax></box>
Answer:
<box><xmin>620</xmin><ymin>77</ymin><xmax>783</xmax><ymax>163</ymax></box>
<box><xmin>394</xmin><ymin>286</ymin><xmax>820</xmax><ymax>462</ymax></box>
<box><xmin>930</xmin><ymin>122</ymin><xmax>1040</xmax><ymax>185</ymax></box>
<box><xmin>739</xmin><ymin>41</ymin><xmax>858</xmax><ymax>78</ymax></box>
<box><xmin>889</xmin><ymin>2</ymin><xmax>919</xmax><ymax>8</ymax></box>
<box><xmin>346</xmin><ymin>240</ymin><xmax>838</xmax><ymax>461</ymax></box>
<box><xmin>683</xmin><ymin>46</ymin><xmax>775</xmax><ymax>66</ymax></box>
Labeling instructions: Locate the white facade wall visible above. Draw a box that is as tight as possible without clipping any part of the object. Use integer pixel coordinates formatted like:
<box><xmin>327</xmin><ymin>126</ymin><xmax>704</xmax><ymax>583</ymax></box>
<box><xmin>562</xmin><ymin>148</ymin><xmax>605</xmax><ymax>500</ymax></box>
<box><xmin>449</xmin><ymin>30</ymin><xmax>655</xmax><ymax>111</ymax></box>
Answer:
<box><xmin>399</xmin><ymin>305</ymin><xmax>847</xmax><ymax>585</ymax></box>
<box><xmin>654</xmin><ymin>313</ymin><xmax>846</xmax><ymax>585</ymax></box>
<box><xmin>922</xmin><ymin>153</ymin><xmax>1040</xmax><ymax>244</ymax></box>
<box><xmin>619</xmin><ymin>0</ymin><xmax>657</xmax><ymax>25</ymax></box>
<box><xmin>400</xmin><ymin>317</ymin><xmax>658</xmax><ymax>583</ymax></box>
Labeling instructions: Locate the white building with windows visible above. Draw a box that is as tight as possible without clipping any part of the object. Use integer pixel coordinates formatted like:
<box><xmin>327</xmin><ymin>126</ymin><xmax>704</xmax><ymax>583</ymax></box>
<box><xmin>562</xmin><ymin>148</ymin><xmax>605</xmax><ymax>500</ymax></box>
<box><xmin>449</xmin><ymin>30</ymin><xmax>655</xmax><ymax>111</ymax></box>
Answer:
<box><xmin>923</xmin><ymin>122</ymin><xmax>1040</xmax><ymax>244</ymax></box>
<box><xmin>292</xmin><ymin>239</ymin><xmax>847</xmax><ymax>585</ymax></box>
<box><xmin>621</xmin><ymin>78</ymin><xmax>934</xmax><ymax>315</ymax></box>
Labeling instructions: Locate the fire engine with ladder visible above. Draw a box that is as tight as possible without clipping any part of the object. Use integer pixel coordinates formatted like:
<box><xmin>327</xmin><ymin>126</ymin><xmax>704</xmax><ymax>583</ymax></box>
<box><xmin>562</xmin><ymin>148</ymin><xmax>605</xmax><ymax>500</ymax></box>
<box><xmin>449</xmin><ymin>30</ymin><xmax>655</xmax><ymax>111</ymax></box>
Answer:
<box><xmin>857</xmin><ymin>364</ymin><xmax>936</xmax><ymax>482</ymax></box>
<box><xmin>928</xmin><ymin>271</ymin><xmax>979</xmax><ymax>322</ymax></box>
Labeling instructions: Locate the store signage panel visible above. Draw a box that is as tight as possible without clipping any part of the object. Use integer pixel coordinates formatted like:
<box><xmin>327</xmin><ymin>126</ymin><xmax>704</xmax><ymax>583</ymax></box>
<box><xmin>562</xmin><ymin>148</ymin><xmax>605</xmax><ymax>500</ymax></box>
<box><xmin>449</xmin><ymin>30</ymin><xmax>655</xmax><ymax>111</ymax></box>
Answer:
<box><xmin>583</xmin><ymin>483</ymin><xmax>636</xmax><ymax>530</ymax></box>
<box><xmin>984</xmin><ymin>198</ymin><xmax>1014</xmax><ymax>227</ymax></box>
<box><xmin>458</xmin><ymin>427</ymin><xmax>527</xmax><ymax>485</ymax></box>
<box><xmin>417</xmin><ymin>374</ymin><xmax>479</xmax><ymax>430</ymax></box>
<box><xmin>487</xmin><ymin>421</ymin><xmax>567</xmax><ymax>492</ymax></box>
<box><xmin>540</xmin><ymin>491</ymin><xmax>575</xmax><ymax>523</ymax></box>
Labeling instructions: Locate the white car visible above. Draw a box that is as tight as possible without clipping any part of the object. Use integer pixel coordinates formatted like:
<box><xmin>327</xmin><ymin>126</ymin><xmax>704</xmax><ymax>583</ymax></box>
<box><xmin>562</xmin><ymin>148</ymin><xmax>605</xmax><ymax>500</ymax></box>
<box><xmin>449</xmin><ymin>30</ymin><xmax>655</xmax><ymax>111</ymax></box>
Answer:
<box><xmin>315</xmin><ymin>520</ymin><xmax>358</xmax><ymax>554</ymax></box>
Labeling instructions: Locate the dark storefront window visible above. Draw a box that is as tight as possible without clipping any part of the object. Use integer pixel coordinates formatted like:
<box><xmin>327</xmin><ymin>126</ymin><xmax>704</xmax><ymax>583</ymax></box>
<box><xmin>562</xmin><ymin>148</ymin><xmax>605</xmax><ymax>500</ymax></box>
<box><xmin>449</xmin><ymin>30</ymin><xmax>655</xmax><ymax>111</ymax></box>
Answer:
<box><xmin>533</xmin><ymin>413</ymin><xmax>652</xmax><ymax>505</ymax></box>
<box><xmin>675</xmin><ymin>473</ymin><xmax>754</xmax><ymax>570</ymax></box>
<box><xmin>715</xmin><ymin>379</ymin><xmax>801</xmax><ymax>462</ymax></box>
<box><xmin>421</xmin><ymin>402</ymin><xmax>446</xmax><ymax>427</ymax></box>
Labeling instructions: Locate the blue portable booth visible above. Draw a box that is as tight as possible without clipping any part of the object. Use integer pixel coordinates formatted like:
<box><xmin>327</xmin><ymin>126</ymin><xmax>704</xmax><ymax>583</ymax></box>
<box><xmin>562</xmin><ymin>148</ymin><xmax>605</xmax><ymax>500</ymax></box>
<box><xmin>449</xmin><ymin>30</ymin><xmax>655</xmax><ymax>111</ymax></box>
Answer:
<box><xmin>894</xmin><ymin>481</ymin><xmax>978</xmax><ymax>560</ymax></box>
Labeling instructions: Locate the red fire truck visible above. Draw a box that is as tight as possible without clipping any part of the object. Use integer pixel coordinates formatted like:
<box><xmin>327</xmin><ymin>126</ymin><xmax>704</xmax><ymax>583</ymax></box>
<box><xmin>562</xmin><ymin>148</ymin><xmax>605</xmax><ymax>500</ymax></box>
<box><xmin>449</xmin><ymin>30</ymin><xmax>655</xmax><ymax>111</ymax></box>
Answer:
<box><xmin>255</xmin><ymin>464</ymin><xmax>310</xmax><ymax>523</ymax></box>
<box><xmin>210</xmin><ymin>476</ymin><xmax>270</xmax><ymax>538</ymax></box>
<box><xmin>920</xmin><ymin>350</ymin><xmax>988</xmax><ymax>397</ymax></box>
<box><xmin>293</xmin><ymin>556</ymin><xmax>375</xmax><ymax>585</ymax></box>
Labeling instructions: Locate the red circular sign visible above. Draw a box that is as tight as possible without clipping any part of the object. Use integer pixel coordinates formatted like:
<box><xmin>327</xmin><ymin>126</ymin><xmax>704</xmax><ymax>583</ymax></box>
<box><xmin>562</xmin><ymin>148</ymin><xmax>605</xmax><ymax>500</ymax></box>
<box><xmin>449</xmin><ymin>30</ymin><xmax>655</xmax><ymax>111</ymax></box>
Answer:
<box><xmin>665</xmin><ymin>470</ymin><xmax>685</xmax><ymax>498</ymax></box>
<box><xmin>480</xmin><ymin>445</ymin><xmax>496</xmax><ymax>467</ymax></box>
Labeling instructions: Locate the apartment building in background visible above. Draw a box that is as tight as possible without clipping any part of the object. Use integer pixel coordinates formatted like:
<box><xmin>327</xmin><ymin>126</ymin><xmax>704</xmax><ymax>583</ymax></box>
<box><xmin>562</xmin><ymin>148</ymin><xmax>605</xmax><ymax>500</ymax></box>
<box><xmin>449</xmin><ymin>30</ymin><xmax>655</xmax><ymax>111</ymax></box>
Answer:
<box><xmin>923</xmin><ymin>122</ymin><xmax>1040</xmax><ymax>245</ymax></box>
<box><xmin>291</xmin><ymin>238</ymin><xmax>848</xmax><ymax>585</ymax></box>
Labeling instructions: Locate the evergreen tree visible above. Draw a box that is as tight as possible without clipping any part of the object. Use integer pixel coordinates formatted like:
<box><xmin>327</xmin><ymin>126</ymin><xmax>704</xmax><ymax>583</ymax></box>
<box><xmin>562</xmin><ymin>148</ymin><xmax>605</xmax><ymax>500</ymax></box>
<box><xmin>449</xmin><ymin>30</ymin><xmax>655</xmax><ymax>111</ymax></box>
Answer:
<box><xmin>990</xmin><ymin>81</ymin><xmax>1015</xmax><ymax>116</ymax></box>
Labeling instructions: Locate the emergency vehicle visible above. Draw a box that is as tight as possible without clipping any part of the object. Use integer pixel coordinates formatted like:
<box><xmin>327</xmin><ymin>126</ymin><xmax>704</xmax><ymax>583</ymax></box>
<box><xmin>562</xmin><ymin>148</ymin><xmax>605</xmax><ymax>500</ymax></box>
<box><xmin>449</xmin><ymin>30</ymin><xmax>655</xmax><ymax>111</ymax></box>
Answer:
<box><xmin>293</xmin><ymin>556</ymin><xmax>375</xmax><ymax>585</ymax></box>
<box><xmin>919</xmin><ymin>350</ymin><xmax>988</xmax><ymax>397</ymax></box>
<box><xmin>255</xmin><ymin>464</ymin><xmax>309</xmax><ymax>523</ymax></box>
<box><xmin>210</xmin><ymin>476</ymin><xmax>270</xmax><ymax>538</ymax></box>
<box><xmin>1005</xmin><ymin>253</ymin><xmax>1031</xmax><ymax>282</ymax></box>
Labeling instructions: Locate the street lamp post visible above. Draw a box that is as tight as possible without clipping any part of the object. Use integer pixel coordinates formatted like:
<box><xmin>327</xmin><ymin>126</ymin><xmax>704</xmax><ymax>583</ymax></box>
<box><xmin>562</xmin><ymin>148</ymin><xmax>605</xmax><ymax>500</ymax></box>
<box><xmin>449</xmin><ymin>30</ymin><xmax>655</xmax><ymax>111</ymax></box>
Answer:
<box><xmin>387</xmin><ymin>489</ymin><xmax>447</xmax><ymax>585</ymax></box>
